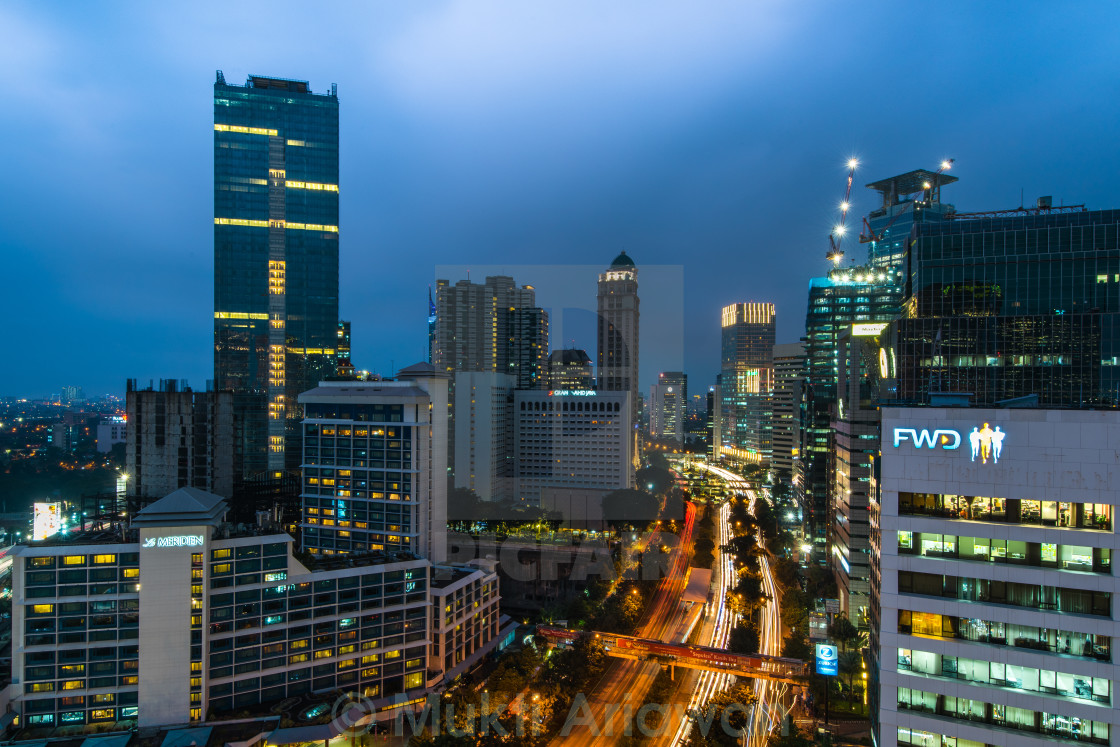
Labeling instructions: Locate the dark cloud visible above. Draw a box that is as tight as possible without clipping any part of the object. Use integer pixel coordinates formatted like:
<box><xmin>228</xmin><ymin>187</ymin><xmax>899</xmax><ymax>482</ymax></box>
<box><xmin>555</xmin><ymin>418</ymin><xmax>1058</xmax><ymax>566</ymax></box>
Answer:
<box><xmin>2</xmin><ymin>1</ymin><xmax>1119</xmax><ymax>394</ymax></box>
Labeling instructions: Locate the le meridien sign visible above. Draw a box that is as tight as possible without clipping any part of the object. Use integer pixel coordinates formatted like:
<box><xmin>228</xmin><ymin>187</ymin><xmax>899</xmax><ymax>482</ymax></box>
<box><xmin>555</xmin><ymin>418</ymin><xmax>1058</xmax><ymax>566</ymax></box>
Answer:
<box><xmin>142</xmin><ymin>535</ymin><xmax>204</xmax><ymax>548</ymax></box>
<box><xmin>893</xmin><ymin>422</ymin><xmax>1006</xmax><ymax>464</ymax></box>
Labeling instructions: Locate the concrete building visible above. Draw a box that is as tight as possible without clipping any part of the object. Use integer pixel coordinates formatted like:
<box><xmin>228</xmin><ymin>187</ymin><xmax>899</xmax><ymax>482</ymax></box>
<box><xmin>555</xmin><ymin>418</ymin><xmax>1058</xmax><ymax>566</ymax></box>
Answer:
<box><xmin>650</xmin><ymin>372</ymin><xmax>687</xmax><ymax>444</ymax></box>
<box><xmin>547</xmin><ymin>349</ymin><xmax>594</xmax><ymax>391</ymax></box>
<box><xmin>873</xmin><ymin>407</ymin><xmax>1119</xmax><ymax>747</ymax></box>
<box><xmin>597</xmin><ymin>252</ymin><xmax>640</xmax><ymax>423</ymax></box>
<box><xmin>297</xmin><ymin>364</ymin><xmax>448</xmax><ymax>563</ymax></box>
<box><xmin>125</xmin><ymin>380</ymin><xmax>235</xmax><ymax>502</ymax></box>
<box><xmin>771</xmin><ymin>342</ymin><xmax>806</xmax><ymax>480</ymax></box>
<box><xmin>513</xmin><ymin>389</ymin><xmax>632</xmax><ymax>503</ymax></box>
<box><xmin>96</xmin><ymin>416</ymin><xmax>127</xmax><ymax>453</ymax></box>
<box><xmin>7</xmin><ymin>487</ymin><xmax>504</xmax><ymax>731</ymax></box>
<box><xmin>452</xmin><ymin>372</ymin><xmax>516</xmax><ymax>503</ymax></box>
<box><xmin>720</xmin><ymin>302</ymin><xmax>775</xmax><ymax>464</ymax></box>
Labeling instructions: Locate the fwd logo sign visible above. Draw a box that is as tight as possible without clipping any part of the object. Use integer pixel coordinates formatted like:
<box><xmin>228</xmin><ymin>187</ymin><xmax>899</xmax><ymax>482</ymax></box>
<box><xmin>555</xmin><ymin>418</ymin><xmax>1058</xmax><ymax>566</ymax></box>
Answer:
<box><xmin>893</xmin><ymin>428</ymin><xmax>962</xmax><ymax>450</ymax></box>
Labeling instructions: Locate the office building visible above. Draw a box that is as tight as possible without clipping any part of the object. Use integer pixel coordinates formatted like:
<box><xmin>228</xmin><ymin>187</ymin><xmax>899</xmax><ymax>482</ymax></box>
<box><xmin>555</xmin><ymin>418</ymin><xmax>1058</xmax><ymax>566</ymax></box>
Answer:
<box><xmin>513</xmin><ymin>389</ymin><xmax>632</xmax><ymax>503</ymax></box>
<box><xmin>649</xmin><ymin>372</ymin><xmax>687</xmax><ymax>444</ymax></box>
<box><xmin>706</xmin><ymin>382</ymin><xmax>721</xmax><ymax>460</ymax></box>
<box><xmin>336</xmin><ymin>321</ymin><xmax>352</xmax><ymax>376</ymax></box>
<box><xmin>8</xmin><ymin>487</ymin><xmax>503</xmax><ymax>731</ymax></box>
<box><xmin>125</xmin><ymin>380</ymin><xmax>235</xmax><ymax>503</ymax></box>
<box><xmin>452</xmin><ymin>372</ymin><xmax>516</xmax><ymax>503</ymax></box>
<box><xmin>509</xmin><ymin>307</ymin><xmax>549</xmax><ymax>389</ymax></box>
<box><xmin>895</xmin><ymin>207</ymin><xmax>1120</xmax><ymax>407</ymax></box>
<box><xmin>597</xmin><ymin>252</ymin><xmax>640</xmax><ymax>422</ymax></box>
<box><xmin>297</xmin><ymin>364</ymin><xmax>448</xmax><ymax>563</ymax></box>
<box><xmin>771</xmin><ymin>342</ymin><xmax>806</xmax><ymax>480</ymax></box>
<box><xmin>830</xmin><ymin>324</ymin><xmax>889</xmax><ymax>624</ymax></box>
<box><xmin>548</xmin><ymin>349</ymin><xmax>594</xmax><ymax>391</ymax></box>
<box><xmin>96</xmin><ymin>417</ymin><xmax>127</xmax><ymax>453</ymax></box>
<box><xmin>873</xmin><ymin>406</ymin><xmax>1119</xmax><ymax>747</ymax></box>
<box><xmin>800</xmin><ymin>267</ymin><xmax>903</xmax><ymax>551</ymax></box>
<box><xmin>864</xmin><ymin>168</ymin><xmax>957</xmax><ymax>270</ymax></box>
<box><xmin>213</xmin><ymin>72</ymin><xmax>340</xmax><ymax>479</ymax></box>
<box><xmin>720</xmin><ymin>302</ymin><xmax>776</xmax><ymax>463</ymax></box>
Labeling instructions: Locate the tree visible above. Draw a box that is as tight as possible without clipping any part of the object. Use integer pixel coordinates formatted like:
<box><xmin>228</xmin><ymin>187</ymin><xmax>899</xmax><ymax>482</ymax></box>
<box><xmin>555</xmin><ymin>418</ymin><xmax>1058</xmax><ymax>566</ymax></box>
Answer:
<box><xmin>828</xmin><ymin>614</ymin><xmax>859</xmax><ymax>653</ymax></box>
<box><xmin>838</xmin><ymin>650</ymin><xmax>864</xmax><ymax>709</ymax></box>
<box><xmin>728</xmin><ymin>621</ymin><xmax>760</xmax><ymax>655</ymax></box>
<box><xmin>636</xmin><ymin>465</ymin><xmax>674</xmax><ymax>496</ymax></box>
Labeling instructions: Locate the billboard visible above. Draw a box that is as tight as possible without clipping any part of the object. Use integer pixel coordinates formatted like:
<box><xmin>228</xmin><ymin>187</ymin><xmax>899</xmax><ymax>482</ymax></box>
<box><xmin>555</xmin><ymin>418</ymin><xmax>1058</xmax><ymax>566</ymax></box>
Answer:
<box><xmin>33</xmin><ymin>502</ymin><xmax>63</xmax><ymax>541</ymax></box>
<box><xmin>816</xmin><ymin>644</ymin><xmax>838</xmax><ymax>676</ymax></box>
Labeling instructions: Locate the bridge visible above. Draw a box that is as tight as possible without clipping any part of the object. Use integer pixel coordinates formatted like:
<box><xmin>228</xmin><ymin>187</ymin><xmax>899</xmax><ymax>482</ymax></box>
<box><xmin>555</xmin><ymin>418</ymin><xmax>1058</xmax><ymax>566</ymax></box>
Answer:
<box><xmin>537</xmin><ymin>625</ymin><xmax>808</xmax><ymax>685</ymax></box>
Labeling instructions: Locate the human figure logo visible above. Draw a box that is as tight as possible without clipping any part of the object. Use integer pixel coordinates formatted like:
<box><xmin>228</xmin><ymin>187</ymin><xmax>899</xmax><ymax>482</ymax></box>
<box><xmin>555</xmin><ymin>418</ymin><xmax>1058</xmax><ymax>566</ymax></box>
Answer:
<box><xmin>969</xmin><ymin>423</ymin><xmax>1004</xmax><ymax>464</ymax></box>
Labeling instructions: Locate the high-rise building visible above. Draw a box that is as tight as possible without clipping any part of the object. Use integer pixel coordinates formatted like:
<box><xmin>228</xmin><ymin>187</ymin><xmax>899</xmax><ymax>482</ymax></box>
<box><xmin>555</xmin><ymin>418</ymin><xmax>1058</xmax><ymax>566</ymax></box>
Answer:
<box><xmin>432</xmin><ymin>275</ymin><xmax>545</xmax><ymax>377</ymax></box>
<box><xmin>800</xmin><ymin>268</ymin><xmax>903</xmax><ymax>551</ymax></box>
<box><xmin>771</xmin><ymin>342</ymin><xmax>806</xmax><ymax>480</ymax></box>
<box><xmin>864</xmin><ymin>168</ymin><xmax>957</xmax><ymax>269</ymax></box>
<box><xmin>213</xmin><ymin>72</ymin><xmax>340</xmax><ymax>479</ymax></box>
<box><xmin>720</xmin><ymin>303</ymin><xmax>775</xmax><ymax>463</ymax></box>
<box><xmin>125</xmin><ymin>379</ymin><xmax>235</xmax><ymax>502</ymax></box>
<box><xmin>514</xmin><ymin>389</ymin><xmax>632</xmax><ymax>503</ymax></box>
<box><xmin>547</xmin><ymin>349</ymin><xmax>594</xmax><ymax>390</ymax></box>
<box><xmin>649</xmin><ymin>371</ymin><xmax>687</xmax><ymax>444</ymax></box>
<box><xmin>895</xmin><ymin>207</ymin><xmax>1120</xmax><ymax>407</ymax></box>
<box><xmin>597</xmin><ymin>252</ymin><xmax>640</xmax><ymax>421</ymax></box>
<box><xmin>706</xmin><ymin>382</ymin><xmax>721</xmax><ymax>460</ymax></box>
<box><xmin>452</xmin><ymin>372</ymin><xmax>516</xmax><ymax>503</ymax></box>
<box><xmin>427</xmin><ymin>286</ymin><xmax>437</xmax><ymax>365</ymax></box>
<box><xmin>335</xmin><ymin>321</ymin><xmax>352</xmax><ymax>376</ymax></box>
<box><xmin>96</xmin><ymin>416</ymin><xmax>127</xmax><ymax>453</ymax></box>
<box><xmin>872</xmin><ymin>406</ymin><xmax>1119</xmax><ymax>747</ymax></box>
<box><xmin>297</xmin><ymin>363</ymin><xmax>448</xmax><ymax>563</ymax></box>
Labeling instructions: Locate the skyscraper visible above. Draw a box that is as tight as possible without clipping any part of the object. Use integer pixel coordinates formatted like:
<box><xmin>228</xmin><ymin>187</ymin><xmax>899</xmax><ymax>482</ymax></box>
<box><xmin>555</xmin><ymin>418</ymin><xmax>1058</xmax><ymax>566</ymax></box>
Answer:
<box><xmin>650</xmin><ymin>371</ymin><xmax>687</xmax><ymax>444</ymax></box>
<box><xmin>213</xmin><ymin>72</ymin><xmax>340</xmax><ymax>479</ymax></box>
<box><xmin>597</xmin><ymin>252</ymin><xmax>640</xmax><ymax>421</ymax></box>
<box><xmin>720</xmin><ymin>302</ymin><xmax>775</xmax><ymax>463</ymax></box>
<box><xmin>547</xmin><ymin>349</ymin><xmax>594</xmax><ymax>390</ymax></box>
<box><xmin>771</xmin><ymin>341</ymin><xmax>806</xmax><ymax>480</ymax></box>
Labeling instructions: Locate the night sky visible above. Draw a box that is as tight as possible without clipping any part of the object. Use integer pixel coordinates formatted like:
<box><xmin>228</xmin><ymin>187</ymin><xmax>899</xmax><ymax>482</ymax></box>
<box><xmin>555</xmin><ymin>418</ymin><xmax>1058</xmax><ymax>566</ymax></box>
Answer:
<box><xmin>3</xmin><ymin>1</ymin><xmax>1120</xmax><ymax>397</ymax></box>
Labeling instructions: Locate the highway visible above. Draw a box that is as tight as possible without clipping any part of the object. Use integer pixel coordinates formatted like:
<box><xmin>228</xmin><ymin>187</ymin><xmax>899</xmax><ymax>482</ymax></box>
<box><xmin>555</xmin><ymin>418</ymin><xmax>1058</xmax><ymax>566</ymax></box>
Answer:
<box><xmin>670</xmin><ymin>463</ymin><xmax>786</xmax><ymax>747</ymax></box>
<box><xmin>551</xmin><ymin>501</ymin><xmax>697</xmax><ymax>746</ymax></box>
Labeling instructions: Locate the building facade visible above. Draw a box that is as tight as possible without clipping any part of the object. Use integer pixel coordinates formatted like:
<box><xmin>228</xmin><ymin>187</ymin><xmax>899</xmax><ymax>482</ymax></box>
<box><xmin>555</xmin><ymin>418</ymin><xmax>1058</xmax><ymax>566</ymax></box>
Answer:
<box><xmin>297</xmin><ymin>364</ymin><xmax>448</xmax><ymax>564</ymax></box>
<box><xmin>597</xmin><ymin>252</ymin><xmax>640</xmax><ymax>421</ymax></box>
<box><xmin>125</xmin><ymin>380</ymin><xmax>235</xmax><ymax>502</ymax></box>
<box><xmin>548</xmin><ymin>349</ymin><xmax>594</xmax><ymax>391</ymax></box>
<box><xmin>452</xmin><ymin>372</ymin><xmax>516</xmax><ymax>503</ymax></box>
<box><xmin>771</xmin><ymin>342</ymin><xmax>806</xmax><ymax>480</ymax></box>
<box><xmin>213</xmin><ymin>72</ymin><xmax>340</xmax><ymax>477</ymax></box>
<box><xmin>96</xmin><ymin>417</ymin><xmax>127</xmax><ymax>453</ymax></box>
<box><xmin>513</xmin><ymin>389</ymin><xmax>632</xmax><ymax>503</ymax></box>
<box><xmin>800</xmin><ymin>268</ymin><xmax>903</xmax><ymax>551</ymax></box>
<box><xmin>649</xmin><ymin>372</ymin><xmax>687</xmax><ymax>444</ymax></box>
<box><xmin>7</xmin><ymin>488</ymin><xmax>502</xmax><ymax>731</ymax></box>
<box><xmin>720</xmin><ymin>302</ymin><xmax>776</xmax><ymax>464</ymax></box>
<box><xmin>873</xmin><ymin>407</ymin><xmax>1119</xmax><ymax>747</ymax></box>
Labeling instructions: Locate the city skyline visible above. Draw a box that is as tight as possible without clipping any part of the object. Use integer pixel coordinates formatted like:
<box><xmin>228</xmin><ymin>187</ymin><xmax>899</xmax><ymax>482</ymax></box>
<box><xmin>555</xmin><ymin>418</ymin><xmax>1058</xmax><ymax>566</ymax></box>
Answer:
<box><xmin>6</xmin><ymin>2</ymin><xmax>1120</xmax><ymax>394</ymax></box>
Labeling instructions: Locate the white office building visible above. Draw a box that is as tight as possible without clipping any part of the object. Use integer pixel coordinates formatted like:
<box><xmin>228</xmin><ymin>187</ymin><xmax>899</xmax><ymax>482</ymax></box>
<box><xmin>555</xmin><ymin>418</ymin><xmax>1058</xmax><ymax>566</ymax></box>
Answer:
<box><xmin>452</xmin><ymin>372</ymin><xmax>516</xmax><ymax>502</ymax></box>
<box><xmin>874</xmin><ymin>407</ymin><xmax>1119</xmax><ymax>747</ymax></box>
<box><xmin>513</xmin><ymin>389</ymin><xmax>631</xmax><ymax>503</ymax></box>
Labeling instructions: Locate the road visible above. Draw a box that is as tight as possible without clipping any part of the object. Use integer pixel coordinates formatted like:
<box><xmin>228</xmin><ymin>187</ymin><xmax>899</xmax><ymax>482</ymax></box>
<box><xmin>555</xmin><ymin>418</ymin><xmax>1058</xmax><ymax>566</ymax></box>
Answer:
<box><xmin>551</xmin><ymin>501</ymin><xmax>697</xmax><ymax>746</ymax></box>
<box><xmin>668</xmin><ymin>463</ymin><xmax>785</xmax><ymax>747</ymax></box>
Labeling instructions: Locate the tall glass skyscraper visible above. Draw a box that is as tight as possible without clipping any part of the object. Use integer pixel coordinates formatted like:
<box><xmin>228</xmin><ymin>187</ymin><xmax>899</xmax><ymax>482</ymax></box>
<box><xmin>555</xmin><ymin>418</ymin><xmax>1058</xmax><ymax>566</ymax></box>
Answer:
<box><xmin>720</xmin><ymin>302</ymin><xmax>775</xmax><ymax>463</ymax></box>
<box><xmin>213</xmin><ymin>72</ymin><xmax>340</xmax><ymax>479</ymax></box>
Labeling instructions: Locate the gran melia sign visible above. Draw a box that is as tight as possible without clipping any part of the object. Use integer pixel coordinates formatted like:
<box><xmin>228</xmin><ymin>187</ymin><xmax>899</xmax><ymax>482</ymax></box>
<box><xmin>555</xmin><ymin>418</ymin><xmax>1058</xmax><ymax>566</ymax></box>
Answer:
<box><xmin>892</xmin><ymin>423</ymin><xmax>1006</xmax><ymax>464</ymax></box>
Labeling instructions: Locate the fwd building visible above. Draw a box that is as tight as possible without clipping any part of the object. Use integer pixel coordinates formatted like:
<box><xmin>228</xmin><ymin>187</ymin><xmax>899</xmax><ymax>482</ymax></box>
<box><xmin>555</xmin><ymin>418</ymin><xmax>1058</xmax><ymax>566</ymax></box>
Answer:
<box><xmin>873</xmin><ymin>407</ymin><xmax>1119</xmax><ymax>747</ymax></box>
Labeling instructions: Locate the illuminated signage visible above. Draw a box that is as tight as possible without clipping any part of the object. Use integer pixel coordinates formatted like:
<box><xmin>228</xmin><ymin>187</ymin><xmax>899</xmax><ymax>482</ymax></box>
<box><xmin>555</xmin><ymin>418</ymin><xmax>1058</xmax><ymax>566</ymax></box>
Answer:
<box><xmin>967</xmin><ymin>422</ymin><xmax>1005</xmax><ymax>464</ymax></box>
<box><xmin>879</xmin><ymin>348</ymin><xmax>889</xmax><ymax>378</ymax></box>
<box><xmin>852</xmin><ymin>322</ymin><xmax>888</xmax><ymax>337</ymax></box>
<box><xmin>893</xmin><ymin>428</ymin><xmax>961</xmax><ymax>450</ymax></box>
<box><xmin>816</xmin><ymin>644</ymin><xmax>838</xmax><ymax>676</ymax></box>
<box><xmin>33</xmin><ymin>502</ymin><xmax>62</xmax><ymax>541</ymax></box>
<box><xmin>892</xmin><ymin>423</ymin><xmax>1005</xmax><ymax>464</ymax></box>
<box><xmin>547</xmin><ymin>390</ymin><xmax>597</xmax><ymax>397</ymax></box>
<box><xmin>142</xmin><ymin>535</ymin><xmax>204</xmax><ymax>548</ymax></box>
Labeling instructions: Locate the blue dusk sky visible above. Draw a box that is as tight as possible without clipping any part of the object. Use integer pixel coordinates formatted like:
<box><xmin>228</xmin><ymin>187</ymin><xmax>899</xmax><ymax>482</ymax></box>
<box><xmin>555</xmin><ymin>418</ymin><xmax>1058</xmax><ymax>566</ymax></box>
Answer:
<box><xmin>2</xmin><ymin>1</ymin><xmax>1119</xmax><ymax>397</ymax></box>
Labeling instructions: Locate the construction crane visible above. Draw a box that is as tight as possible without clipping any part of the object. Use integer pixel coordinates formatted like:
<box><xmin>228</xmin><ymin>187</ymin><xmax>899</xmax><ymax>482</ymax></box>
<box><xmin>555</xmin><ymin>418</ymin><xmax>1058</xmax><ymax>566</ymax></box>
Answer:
<box><xmin>826</xmin><ymin>158</ymin><xmax>859</xmax><ymax>265</ymax></box>
<box><xmin>859</xmin><ymin>159</ymin><xmax>955</xmax><ymax>244</ymax></box>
